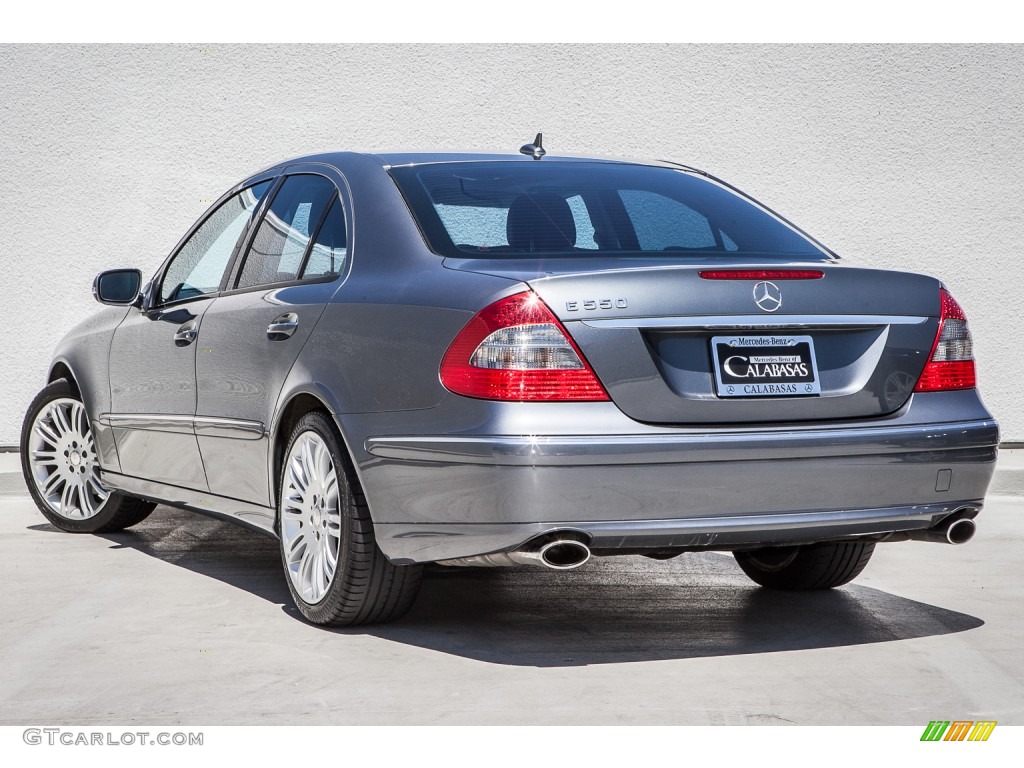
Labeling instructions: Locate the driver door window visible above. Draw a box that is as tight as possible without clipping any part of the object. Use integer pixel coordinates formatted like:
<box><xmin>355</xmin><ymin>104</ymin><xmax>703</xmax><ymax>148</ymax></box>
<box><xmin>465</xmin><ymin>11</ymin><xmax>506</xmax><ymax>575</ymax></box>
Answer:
<box><xmin>160</xmin><ymin>180</ymin><xmax>272</xmax><ymax>304</ymax></box>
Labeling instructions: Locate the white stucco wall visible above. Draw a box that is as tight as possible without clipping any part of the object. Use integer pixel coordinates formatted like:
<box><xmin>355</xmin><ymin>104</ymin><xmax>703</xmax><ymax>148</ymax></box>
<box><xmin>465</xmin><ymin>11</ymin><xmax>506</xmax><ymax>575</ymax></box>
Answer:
<box><xmin>0</xmin><ymin>44</ymin><xmax>1020</xmax><ymax>444</ymax></box>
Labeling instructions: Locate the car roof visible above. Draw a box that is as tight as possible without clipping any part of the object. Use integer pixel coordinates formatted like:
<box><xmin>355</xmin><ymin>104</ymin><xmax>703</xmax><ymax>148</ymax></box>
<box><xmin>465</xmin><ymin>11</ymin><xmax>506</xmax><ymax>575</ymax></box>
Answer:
<box><xmin>267</xmin><ymin>150</ymin><xmax>691</xmax><ymax>171</ymax></box>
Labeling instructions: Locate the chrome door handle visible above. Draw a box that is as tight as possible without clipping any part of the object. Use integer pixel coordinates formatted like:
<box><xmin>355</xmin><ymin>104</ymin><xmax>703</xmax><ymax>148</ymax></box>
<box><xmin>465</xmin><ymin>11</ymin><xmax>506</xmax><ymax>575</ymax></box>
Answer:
<box><xmin>267</xmin><ymin>312</ymin><xmax>299</xmax><ymax>339</ymax></box>
<box><xmin>174</xmin><ymin>320</ymin><xmax>198</xmax><ymax>346</ymax></box>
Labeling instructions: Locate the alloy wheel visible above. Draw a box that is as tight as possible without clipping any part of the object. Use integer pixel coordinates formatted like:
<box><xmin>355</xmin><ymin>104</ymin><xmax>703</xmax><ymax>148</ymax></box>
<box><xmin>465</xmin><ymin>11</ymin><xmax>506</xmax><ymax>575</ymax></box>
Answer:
<box><xmin>281</xmin><ymin>431</ymin><xmax>342</xmax><ymax>604</ymax></box>
<box><xmin>28</xmin><ymin>397</ymin><xmax>109</xmax><ymax>520</ymax></box>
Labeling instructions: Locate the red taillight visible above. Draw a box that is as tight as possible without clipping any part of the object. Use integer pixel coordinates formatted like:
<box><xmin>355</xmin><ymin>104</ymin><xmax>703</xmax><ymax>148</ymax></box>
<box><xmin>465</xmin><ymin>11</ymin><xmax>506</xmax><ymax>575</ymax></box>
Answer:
<box><xmin>698</xmin><ymin>270</ymin><xmax>824</xmax><ymax>280</ymax></box>
<box><xmin>914</xmin><ymin>289</ymin><xmax>976</xmax><ymax>392</ymax></box>
<box><xmin>439</xmin><ymin>291</ymin><xmax>610</xmax><ymax>401</ymax></box>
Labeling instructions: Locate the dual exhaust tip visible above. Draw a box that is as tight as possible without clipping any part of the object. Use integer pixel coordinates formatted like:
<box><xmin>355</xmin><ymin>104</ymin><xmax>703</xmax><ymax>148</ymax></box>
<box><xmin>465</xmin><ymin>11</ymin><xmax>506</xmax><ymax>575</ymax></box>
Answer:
<box><xmin>440</xmin><ymin>510</ymin><xmax>979</xmax><ymax>570</ymax></box>
<box><xmin>438</xmin><ymin>536</ymin><xmax>591</xmax><ymax>570</ymax></box>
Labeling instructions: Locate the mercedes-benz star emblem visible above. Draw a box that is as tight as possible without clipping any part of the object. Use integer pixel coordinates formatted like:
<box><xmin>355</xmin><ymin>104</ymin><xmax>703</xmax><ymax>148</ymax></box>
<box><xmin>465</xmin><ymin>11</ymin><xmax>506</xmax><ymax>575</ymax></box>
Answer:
<box><xmin>753</xmin><ymin>280</ymin><xmax>782</xmax><ymax>312</ymax></box>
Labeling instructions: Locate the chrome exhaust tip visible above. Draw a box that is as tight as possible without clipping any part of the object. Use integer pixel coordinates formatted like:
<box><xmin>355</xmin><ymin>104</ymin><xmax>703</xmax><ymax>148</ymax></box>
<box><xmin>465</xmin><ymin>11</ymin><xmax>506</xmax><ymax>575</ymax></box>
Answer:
<box><xmin>437</xmin><ymin>535</ymin><xmax>592</xmax><ymax>570</ymax></box>
<box><xmin>532</xmin><ymin>539</ymin><xmax>591</xmax><ymax>570</ymax></box>
<box><xmin>945</xmin><ymin>517</ymin><xmax>976</xmax><ymax>545</ymax></box>
<box><xmin>906</xmin><ymin>509</ymin><xmax>978</xmax><ymax>545</ymax></box>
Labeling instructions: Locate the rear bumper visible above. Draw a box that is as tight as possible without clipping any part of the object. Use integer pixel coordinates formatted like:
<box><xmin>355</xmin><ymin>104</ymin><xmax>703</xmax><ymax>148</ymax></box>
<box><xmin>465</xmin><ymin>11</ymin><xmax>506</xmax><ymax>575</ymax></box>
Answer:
<box><xmin>363</xmin><ymin>413</ymin><xmax>998</xmax><ymax>564</ymax></box>
<box><xmin>376</xmin><ymin>501</ymin><xmax>985</xmax><ymax>564</ymax></box>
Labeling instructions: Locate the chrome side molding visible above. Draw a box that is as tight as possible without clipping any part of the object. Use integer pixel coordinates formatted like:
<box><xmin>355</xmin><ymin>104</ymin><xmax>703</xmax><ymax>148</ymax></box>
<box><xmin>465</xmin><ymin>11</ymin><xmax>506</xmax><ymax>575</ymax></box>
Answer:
<box><xmin>100</xmin><ymin>413</ymin><xmax>266</xmax><ymax>440</ymax></box>
<box><xmin>100</xmin><ymin>413</ymin><xmax>194</xmax><ymax>434</ymax></box>
<box><xmin>194</xmin><ymin>417</ymin><xmax>266</xmax><ymax>440</ymax></box>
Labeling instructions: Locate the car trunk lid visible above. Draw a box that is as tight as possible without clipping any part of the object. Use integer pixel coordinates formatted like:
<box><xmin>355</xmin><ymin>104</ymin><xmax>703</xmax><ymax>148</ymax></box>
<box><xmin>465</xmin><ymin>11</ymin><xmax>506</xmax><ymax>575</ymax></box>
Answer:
<box><xmin>446</xmin><ymin>258</ymin><xmax>941</xmax><ymax>424</ymax></box>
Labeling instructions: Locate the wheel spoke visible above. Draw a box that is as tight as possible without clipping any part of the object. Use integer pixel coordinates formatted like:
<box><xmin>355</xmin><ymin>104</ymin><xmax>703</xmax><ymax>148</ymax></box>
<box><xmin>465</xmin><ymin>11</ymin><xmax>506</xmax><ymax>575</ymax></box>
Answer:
<box><xmin>286</xmin><ymin>526</ymin><xmax>308</xmax><ymax>559</ymax></box>
<box><xmin>316</xmin><ymin>442</ymin><xmax>331</xmax><ymax>488</ymax></box>
<box><xmin>313</xmin><ymin>546</ymin><xmax>327</xmax><ymax>596</ymax></box>
<box><xmin>59</xmin><ymin>481</ymin><xmax>74</xmax><ymax>515</ymax></box>
<box><xmin>324</xmin><ymin>499</ymin><xmax>341</xmax><ymax>530</ymax></box>
<box><xmin>288</xmin><ymin>455</ymin><xmax>307</xmax><ymax>495</ymax></box>
<box><xmin>300</xmin><ymin>439</ymin><xmax>315</xmax><ymax>493</ymax></box>
<box><xmin>298</xmin><ymin>547</ymin><xmax>316</xmax><ymax>598</ymax></box>
<box><xmin>51</xmin><ymin>402</ymin><xmax>72</xmax><ymax>436</ymax></box>
<box><xmin>80</xmin><ymin>481</ymin><xmax>96</xmax><ymax>517</ymax></box>
<box><xmin>34</xmin><ymin>419</ymin><xmax>61</xmax><ymax>447</ymax></box>
<box><xmin>41</xmin><ymin>469</ymin><xmax>63</xmax><ymax>497</ymax></box>
<box><xmin>323</xmin><ymin>470</ymin><xmax>338</xmax><ymax>502</ymax></box>
<box><xmin>87</xmin><ymin>473</ymin><xmax>109</xmax><ymax>501</ymax></box>
<box><xmin>324</xmin><ymin>538</ymin><xmax>338</xmax><ymax>572</ymax></box>
<box><xmin>71</xmin><ymin>401</ymin><xmax>86</xmax><ymax>437</ymax></box>
<box><xmin>31</xmin><ymin>450</ymin><xmax>59</xmax><ymax>465</ymax></box>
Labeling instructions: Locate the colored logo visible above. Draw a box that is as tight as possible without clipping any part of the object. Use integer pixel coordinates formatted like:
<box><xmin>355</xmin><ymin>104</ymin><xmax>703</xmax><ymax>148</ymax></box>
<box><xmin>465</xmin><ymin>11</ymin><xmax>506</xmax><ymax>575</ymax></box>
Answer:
<box><xmin>920</xmin><ymin>720</ymin><xmax>996</xmax><ymax>741</ymax></box>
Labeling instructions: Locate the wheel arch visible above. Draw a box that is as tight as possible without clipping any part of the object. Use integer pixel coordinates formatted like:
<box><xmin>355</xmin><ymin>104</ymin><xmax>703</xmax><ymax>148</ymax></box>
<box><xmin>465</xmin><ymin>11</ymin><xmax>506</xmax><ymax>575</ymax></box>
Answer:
<box><xmin>268</xmin><ymin>385</ymin><xmax>364</xmax><ymax>523</ymax></box>
<box><xmin>47</xmin><ymin>359</ymin><xmax>81</xmax><ymax>394</ymax></box>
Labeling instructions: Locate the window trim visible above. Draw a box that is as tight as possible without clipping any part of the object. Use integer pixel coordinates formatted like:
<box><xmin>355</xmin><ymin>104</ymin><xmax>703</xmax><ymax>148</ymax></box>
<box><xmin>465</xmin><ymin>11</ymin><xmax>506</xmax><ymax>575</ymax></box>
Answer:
<box><xmin>297</xmin><ymin>193</ymin><xmax>348</xmax><ymax>280</ymax></box>
<box><xmin>149</xmin><ymin>174</ymin><xmax>279</xmax><ymax>311</ymax></box>
<box><xmin>216</xmin><ymin>175</ymin><xmax>284</xmax><ymax>294</ymax></box>
<box><xmin>225</xmin><ymin>170</ymin><xmax>346</xmax><ymax>295</ymax></box>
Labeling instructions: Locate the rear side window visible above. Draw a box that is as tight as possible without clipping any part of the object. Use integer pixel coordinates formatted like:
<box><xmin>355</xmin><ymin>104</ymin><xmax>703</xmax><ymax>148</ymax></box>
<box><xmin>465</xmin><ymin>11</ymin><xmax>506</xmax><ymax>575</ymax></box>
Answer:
<box><xmin>236</xmin><ymin>174</ymin><xmax>336</xmax><ymax>289</ymax></box>
<box><xmin>301</xmin><ymin>197</ymin><xmax>348</xmax><ymax>279</ymax></box>
<box><xmin>389</xmin><ymin>162</ymin><xmax>826</xmax><ymax>260</ymax></box>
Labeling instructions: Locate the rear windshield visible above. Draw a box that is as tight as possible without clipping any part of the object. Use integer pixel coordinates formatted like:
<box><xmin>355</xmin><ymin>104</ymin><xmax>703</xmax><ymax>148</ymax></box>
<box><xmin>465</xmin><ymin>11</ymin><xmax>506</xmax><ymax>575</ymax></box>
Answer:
<box><xmin>389</xmin><ymin>161</ymin><xmax>828</xmax><ymax>260</ymax></box>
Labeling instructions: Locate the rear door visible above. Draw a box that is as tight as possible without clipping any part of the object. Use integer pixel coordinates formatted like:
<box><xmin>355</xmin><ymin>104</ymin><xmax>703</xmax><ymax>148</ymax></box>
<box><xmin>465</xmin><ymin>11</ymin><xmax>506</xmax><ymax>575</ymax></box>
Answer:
<box><xmin>195</xmin><ymin>169</ymin><xmax>349</xmax><ymax>507</ymax></box>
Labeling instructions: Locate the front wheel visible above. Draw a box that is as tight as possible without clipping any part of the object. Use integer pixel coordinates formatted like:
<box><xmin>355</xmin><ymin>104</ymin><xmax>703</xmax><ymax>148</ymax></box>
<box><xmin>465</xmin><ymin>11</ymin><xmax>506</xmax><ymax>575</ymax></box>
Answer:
<box><xmin>734</xmin><ymin>541</ymin><xmax>875</xmax><ymax>590</ymax></box>
<box><xmin>278</xmin><ymin>411</ymin><xmax>422</xmax><ymax>626</ymax></box>
<box><xmin>21</xmin><ymin>378</ymin><xmax>155</xmax><ymax>533</ymax></box>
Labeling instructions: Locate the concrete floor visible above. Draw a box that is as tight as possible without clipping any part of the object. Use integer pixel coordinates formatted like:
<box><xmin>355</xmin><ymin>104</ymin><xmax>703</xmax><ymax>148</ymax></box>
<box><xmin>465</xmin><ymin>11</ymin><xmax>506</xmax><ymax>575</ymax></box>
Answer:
<box><xmin>0</xmin><ymin>452</ymin><xmax>1021</xmax><ymax>725</ymax></box>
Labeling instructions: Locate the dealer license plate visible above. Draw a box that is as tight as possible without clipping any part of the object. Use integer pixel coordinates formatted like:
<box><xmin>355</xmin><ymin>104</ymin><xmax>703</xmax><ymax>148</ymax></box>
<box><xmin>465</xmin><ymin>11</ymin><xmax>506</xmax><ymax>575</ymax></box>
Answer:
<box><xmin>711</xmin><ymin>335</ymin><xmax>821</xmax><ymax>398</ymax></box>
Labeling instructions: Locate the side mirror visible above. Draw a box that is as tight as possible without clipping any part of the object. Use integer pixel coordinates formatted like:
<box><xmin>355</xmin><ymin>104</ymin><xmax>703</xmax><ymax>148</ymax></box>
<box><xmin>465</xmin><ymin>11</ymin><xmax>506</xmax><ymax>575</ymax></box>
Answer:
<box><xmin>93</xmin><ymin>269</ymin><xmax>142</xmax><ymax>306</ymax></box>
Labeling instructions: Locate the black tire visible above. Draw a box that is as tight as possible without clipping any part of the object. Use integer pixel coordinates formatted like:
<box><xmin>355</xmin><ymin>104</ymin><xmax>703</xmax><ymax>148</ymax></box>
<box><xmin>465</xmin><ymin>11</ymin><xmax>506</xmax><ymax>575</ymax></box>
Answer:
<box><xmin>734</xmin><ymin>541</ymin><xmax>875</xmax><ymax>590</ymax></box>
<box><xmin>21</xmin><ymin>378</ymin><xmax>156</xmax><ymax>533</ymax></box>
<box><xmin>278</xmin><ymin>411</ymin><xmax>422</xmax><ymax>626</ymax></box>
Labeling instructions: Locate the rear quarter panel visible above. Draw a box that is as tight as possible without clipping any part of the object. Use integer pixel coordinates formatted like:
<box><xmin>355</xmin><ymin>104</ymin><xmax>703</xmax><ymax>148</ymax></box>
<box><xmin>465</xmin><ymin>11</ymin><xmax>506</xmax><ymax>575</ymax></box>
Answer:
<box><xmin>284</xmin><ymin>153</ymin><xmax>524</xmax><ymax>417</ymax></box>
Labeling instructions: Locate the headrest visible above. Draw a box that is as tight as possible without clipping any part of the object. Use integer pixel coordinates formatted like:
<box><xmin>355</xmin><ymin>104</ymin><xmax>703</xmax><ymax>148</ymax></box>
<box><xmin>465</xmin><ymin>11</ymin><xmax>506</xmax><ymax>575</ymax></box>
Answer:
<box><xmin>506</xmin><ymin>193</ymin><xmax>576</xmax><ymax>252</ymax></box>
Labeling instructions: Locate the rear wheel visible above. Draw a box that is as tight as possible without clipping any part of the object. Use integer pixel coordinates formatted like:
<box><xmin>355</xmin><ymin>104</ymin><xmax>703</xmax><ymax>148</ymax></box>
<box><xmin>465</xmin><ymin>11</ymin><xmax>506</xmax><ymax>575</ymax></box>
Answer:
<box><xmin>278</xmin><ymin>411</ymin><xmax>422</xmax><ymax>626</ymax></box>
<box><xmin>734</xmin><ymin>541</ymin><xmax>875</xmax><ymax>590</ymax></box>
<box><xmin>21</xmin><ymin>379</ymin><xmax>155</xmax><ymax>533</ymax></box>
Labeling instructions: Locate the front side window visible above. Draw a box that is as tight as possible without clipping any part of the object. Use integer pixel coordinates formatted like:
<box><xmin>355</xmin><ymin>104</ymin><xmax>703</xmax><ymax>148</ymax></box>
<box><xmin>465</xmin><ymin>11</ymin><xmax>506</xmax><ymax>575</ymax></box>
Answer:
<box><xmin>389</xmin><ymin>162</ymin><xmax>827</xmax><ymax>260</ymax></box>
<box><xmin>236</xmin><ymin>174</ymin><xmax>336</xmax><ymax>289</ymax></box>
<box><xmin>160</xmin><ymin>181</ymin><xmax>271</xmax><ymax>304</ymax></box>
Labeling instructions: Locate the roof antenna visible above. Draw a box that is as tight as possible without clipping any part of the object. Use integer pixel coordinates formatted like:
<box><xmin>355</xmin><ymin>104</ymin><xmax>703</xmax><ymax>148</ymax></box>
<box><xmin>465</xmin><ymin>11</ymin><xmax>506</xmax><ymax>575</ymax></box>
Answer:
<box><xmin>519</xmin><ymin>132</ymin><xmax>546</xmax><ymax>160</ymax></box>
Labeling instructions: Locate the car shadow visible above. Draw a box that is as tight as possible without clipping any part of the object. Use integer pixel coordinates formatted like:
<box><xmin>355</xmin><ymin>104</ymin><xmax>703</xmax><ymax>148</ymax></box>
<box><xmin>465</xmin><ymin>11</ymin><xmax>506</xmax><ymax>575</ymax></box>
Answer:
<box><xmin>29</xmin><ymin>505</ymin><xmax>984</xmax><ymax>668</ymax></box>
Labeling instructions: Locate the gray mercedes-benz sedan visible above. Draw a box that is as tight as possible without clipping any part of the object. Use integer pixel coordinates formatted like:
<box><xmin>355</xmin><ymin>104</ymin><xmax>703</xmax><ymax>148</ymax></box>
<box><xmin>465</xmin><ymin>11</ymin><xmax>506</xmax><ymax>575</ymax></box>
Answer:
<box><xmin>21</xmin><ymin>142</ymin><xmax>999</xmax><ymax>625</ymax></box>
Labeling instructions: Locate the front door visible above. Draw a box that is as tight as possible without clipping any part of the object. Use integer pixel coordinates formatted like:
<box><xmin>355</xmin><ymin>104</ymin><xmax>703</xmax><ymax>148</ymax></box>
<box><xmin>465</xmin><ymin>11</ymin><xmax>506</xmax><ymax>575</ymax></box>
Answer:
<box><xmin>107</xmin><ymin>179</ymin><xmax>273</xmax><ymax>490</ymax></box>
